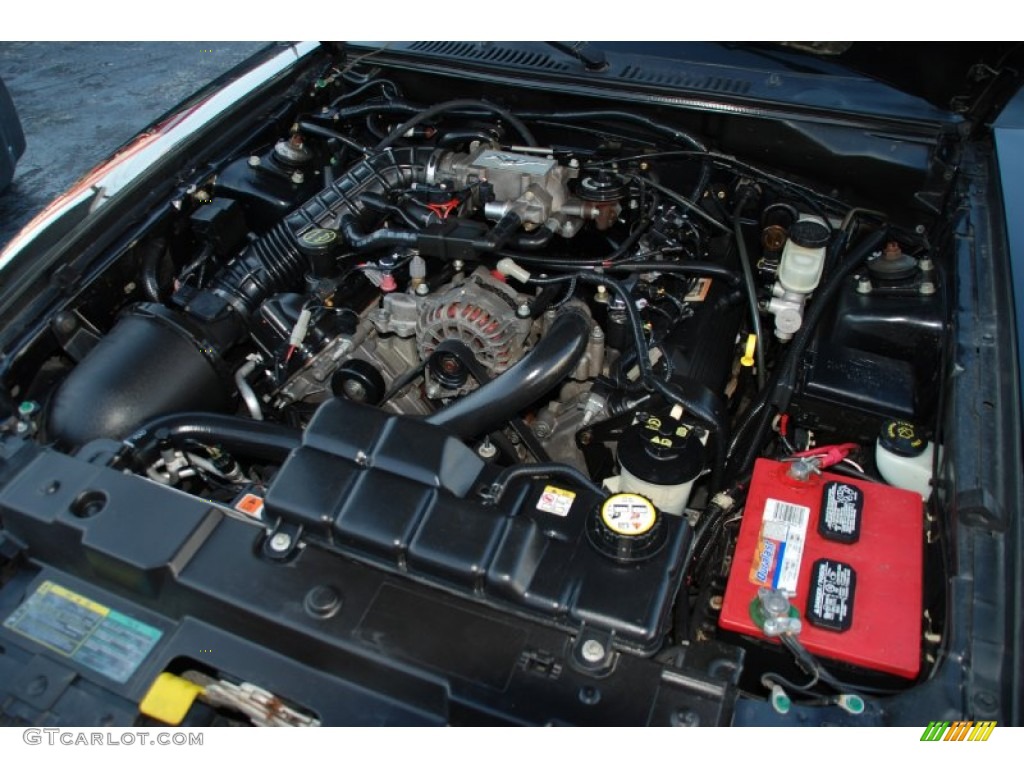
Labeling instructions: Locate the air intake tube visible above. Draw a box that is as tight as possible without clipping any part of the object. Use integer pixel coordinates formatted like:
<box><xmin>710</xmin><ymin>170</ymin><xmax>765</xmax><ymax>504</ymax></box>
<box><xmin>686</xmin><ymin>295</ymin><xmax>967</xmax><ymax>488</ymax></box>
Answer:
<box><xmin>210</xmin><ymin>146</ymin><xmax>440</xmax><ymax>315</ymax></box>
<box><xmin>48</xmin><ymin>147</ymin><xmax>440</xmax><ymax>447</ymax></box>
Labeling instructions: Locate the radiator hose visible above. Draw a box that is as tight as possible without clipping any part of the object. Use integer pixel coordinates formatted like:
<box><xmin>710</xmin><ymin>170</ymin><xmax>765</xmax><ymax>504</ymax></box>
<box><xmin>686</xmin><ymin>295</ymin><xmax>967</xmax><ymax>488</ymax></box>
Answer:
<box><xmin>425</xmin><ymin>309</ymin><xmax>591</xmax><ymax>439</ymax></box>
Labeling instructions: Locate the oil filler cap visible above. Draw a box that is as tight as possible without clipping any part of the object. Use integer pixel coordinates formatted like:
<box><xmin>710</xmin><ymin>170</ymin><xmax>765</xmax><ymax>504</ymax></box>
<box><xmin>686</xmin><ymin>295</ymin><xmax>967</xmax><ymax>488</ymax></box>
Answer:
<box><xmin>587</xmin><ymin>493</ymin><xmax>667</xmax><ymax>563</ymax></box>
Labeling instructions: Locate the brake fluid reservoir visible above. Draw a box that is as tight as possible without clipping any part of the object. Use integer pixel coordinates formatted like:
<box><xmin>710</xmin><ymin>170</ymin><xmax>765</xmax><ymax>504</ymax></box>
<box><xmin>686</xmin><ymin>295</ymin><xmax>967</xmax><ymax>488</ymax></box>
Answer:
<box><xmin>616</xmin><ymin>406</ymin><xmax>705</xmax><ymax>515</ymax></box>
<box><xmin>778</xmin><ymin>217</ymin><xmax>831</xmax><ymax>293</ymax></box>
<box><xmin>875</xmin><ymin>419</ymin><xmax>936</xmax><ymax>501</ymax></box>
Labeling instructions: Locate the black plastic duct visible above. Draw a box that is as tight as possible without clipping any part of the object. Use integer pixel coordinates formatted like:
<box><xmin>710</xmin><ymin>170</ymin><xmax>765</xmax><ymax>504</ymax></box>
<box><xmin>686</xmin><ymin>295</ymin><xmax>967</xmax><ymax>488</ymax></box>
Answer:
<box><xmin>211</xmin><ymin>146</ymin><xmax>439</xmax><ymax>315</ymax></box>
<box><xmin>46</xmin><ymin>304</ymin><xmax>234</xmax><ymax>447</ymax></box>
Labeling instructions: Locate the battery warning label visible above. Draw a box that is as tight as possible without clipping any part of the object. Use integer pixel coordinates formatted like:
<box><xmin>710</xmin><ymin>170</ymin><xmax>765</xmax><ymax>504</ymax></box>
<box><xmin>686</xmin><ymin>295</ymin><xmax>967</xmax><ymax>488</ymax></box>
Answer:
<box><xmin>806</xmin><ymin>558</ymin><xmax>856</xmax><ymax>631</ymax></box>
<box><xmin>819</xmin><ymin>481</ymin><xmax>863</xmax><ymax>543</ymax></box>
<box><xmin>2</xmin><ymin>581</ymin><xmax>162</xmax><ymax>684</ymax></box>
<box><xmin>748</xmin><ymin>498</ymin><xmax>810</xmax><ymax>595</ymax></box>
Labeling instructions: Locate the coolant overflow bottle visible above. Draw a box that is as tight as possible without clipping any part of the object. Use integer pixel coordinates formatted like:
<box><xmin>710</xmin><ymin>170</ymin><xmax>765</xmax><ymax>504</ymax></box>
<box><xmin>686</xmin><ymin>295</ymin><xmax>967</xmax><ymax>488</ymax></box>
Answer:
<box><xmin>875</xmin><ymin>419</ymin><xmax>936</xmax><ymax>501</ymax></box>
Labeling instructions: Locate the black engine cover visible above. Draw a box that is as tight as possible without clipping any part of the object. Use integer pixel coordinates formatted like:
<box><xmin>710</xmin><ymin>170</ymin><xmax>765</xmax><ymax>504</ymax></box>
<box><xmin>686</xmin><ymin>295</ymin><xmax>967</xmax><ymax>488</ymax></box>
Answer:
<box><xmin>264</xmin><ymin>398</ymin><xmax>690</xmax><ymax>653</ymax></box>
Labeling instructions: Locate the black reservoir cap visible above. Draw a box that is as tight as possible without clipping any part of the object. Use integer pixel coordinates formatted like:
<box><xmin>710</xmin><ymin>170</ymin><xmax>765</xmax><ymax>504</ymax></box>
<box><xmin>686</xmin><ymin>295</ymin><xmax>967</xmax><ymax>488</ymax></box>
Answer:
<box><xmin>788</xmin><ymin>219</ymin><xmax>830</xmax><ymax>248</ymax></box>
<box><xmin>878</xmin><ymin>419</ymin><xmax>927</xmax><ymax>458</ymax></box>
<box><xmin>617</xmin><ymin>411</ymin><xmax>704</xmax><ymax>486</ymax></box>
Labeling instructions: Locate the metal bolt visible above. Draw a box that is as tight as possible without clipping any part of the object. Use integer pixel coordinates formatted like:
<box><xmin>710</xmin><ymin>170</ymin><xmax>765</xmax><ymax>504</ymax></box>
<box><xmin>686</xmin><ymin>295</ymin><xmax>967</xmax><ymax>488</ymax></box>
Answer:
<box><xmin>453</xmin><ymin>259</ymin><xmax>465</xmax><ymax>272</ymax></box>
<box><xmin>787</xmin><ymin>457</ymin><xmax>818</xmax><ymax>482</ymax></box>
<box><xmin>516</xmin><ymin>303</ymin><xmax>531</xmax><ymax>318</ymax></box>
<box><xmin>415</xmin><ymin>283</ymin><xmax>430</xmax><ymax>296</ymax></box>
<box><xmin>477</xmin><ymin>439</ymin><xmax>497</xmax><ymax>459</ymax></box>
<box><xmin>533</xmin><ymin>422</ymin><xmax>552</xmax><ymax>439</ymax></box>
<box><xmin>670</xmin><ymin>708</ymin><xmax>700</xmax><ymax>727</ymax></box>
<box><xmin>578</xmin><ymin>686</ymin><xmax>601</xmax><ymax>705</ymax></box>
<box><xmin>248</xmin><ymin>155</ymin><xmax>261</xmax><ymax>168</ymax></box>
<box><xmin>569</xmin><ymin>158</ymin><xmax>580</xmax><ymax>168</ymax></box>
<box><xmin>919</xmin><ymin>281</ymin><xmax>936</xmax><ymax>295</ymax></box>
<box><xmin>856</xmin><ymin>275</ymin><xmax>873</xmax><ymax>295</ymax></box>
<box><xmin>580</xmin><ymin>639</ymin><xmax>606</xmax><ymax>664</ymax></box>
<box><xmin>354</xmin><ymin>450</ymin><xmax>369</xmax><ymax>467</ymax></box>
<box><xmin>268</xmin><ymin>532</ymin><xmax>292</xmax><ymax>553</ymax></box>
<box><xmin>291</xmin><ymin>170</ymin><xmax>305</xmax><ymax>184</ymax></box>
<box><xmin>918</xmin><ymin>257</ymin><xmax>934</xmax><ymax>272</ymax></box>
<box><xmin>973</xmin><ymin>690</ymin><xmax>998</xmax><ymax>712</ymax></box>
<box><xmin>759</xmin><ymin>589</ymin><xmax>791</xmax><ymax>617</ymax></box>
<box><xmin>709</xmin><ymin>595</ymin><xmax>724</xmax><ymax>611</ymax></box>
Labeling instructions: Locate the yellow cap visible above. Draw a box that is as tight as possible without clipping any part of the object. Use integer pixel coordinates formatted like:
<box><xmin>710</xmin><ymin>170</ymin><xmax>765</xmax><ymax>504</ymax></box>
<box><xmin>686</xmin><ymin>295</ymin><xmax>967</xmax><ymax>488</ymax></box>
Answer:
<box><xmin>740</xmin><ymin>334</ymin><xmax>757</xmax><ymax>368</ymax></box>
<box><xmin>140</xmin><ymin>672</ymin><xmax>205</xmax><ymax>725</ymax></box>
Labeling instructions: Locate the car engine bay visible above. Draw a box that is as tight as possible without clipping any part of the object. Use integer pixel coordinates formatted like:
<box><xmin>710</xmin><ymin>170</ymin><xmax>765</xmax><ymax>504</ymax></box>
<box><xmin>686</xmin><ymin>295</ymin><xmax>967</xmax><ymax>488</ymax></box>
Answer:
<box><xmin>0</xmin><ymin>43</ymin><xmax>1006</xmax><ymax>726</ymax></box>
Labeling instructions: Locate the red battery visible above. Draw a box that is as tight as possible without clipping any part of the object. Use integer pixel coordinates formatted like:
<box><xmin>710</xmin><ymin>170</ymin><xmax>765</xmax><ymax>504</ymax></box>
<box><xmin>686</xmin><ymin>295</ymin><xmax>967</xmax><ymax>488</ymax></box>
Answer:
<box><xmin>719</xmin><ymin>458</ymin><xmax>923</xmax><ymax>679</ymax></box>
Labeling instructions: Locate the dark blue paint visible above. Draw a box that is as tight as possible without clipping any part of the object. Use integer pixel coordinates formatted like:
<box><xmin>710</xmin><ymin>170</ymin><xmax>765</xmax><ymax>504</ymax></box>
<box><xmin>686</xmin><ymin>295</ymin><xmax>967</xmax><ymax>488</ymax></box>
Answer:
<box><xmin>994</xmin><ymin>85</ymin><xmax>1024</xmax><ymax>410</ymax></box>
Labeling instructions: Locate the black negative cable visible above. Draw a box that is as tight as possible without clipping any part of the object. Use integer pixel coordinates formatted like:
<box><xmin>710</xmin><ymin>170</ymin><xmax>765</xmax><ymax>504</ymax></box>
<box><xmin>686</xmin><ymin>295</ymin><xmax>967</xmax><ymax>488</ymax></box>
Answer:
<box><xmin>733</xmin><ymin>195</ymin><xmax>767</xmax><ymax>390</ymax></box>
<box><xmin>374</xmin><ymin>99</ymin><xmax>538</xmax><ymax>151</ymax></box>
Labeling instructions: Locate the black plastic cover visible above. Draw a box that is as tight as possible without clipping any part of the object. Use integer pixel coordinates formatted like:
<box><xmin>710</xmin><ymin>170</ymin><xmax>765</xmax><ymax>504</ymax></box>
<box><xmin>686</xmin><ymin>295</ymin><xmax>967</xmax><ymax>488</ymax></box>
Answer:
<box><xmin>0</xmin><ymin>443</ymin><xmax>740</xmax><ymax>725</ymax></box>
<box><xmin>45</xmin><ymin>304</ymin><xmax>233</xmax><ymax>447</ymax></box>
<box><xmin>265</xmin><ymin>398</ymin><xmax>691</xmax><ymax>652</ymax></box>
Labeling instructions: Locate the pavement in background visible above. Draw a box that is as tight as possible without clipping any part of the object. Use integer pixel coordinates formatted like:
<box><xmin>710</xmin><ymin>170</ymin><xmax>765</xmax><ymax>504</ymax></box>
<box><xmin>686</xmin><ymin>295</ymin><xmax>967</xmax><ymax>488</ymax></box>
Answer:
<box><xmin>0</xmin><ymin>42</ymin><xmax>268</xmax><ymax>250</ymax></box>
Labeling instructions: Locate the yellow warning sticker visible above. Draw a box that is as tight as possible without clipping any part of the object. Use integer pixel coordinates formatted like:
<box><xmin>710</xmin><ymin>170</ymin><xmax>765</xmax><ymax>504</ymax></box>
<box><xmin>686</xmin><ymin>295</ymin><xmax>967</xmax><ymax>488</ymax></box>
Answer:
<box><xmin>536</xmin><ymin>485</ymin><xmax>576</xmax><ymax>517</ymax></box>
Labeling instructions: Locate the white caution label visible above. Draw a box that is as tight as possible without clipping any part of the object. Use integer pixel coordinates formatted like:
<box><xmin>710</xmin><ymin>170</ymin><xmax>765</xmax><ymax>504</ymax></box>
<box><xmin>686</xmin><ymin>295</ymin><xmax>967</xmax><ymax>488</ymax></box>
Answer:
<box><xmin>749</xmin><ymin>498</ymin><xmax>810</xmax><ymax>596</ymax></box>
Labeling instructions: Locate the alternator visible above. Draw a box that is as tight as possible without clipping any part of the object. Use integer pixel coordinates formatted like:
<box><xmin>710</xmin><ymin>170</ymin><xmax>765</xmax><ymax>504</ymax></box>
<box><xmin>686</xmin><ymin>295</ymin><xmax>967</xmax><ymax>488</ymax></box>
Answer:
<box><xmin>416</xmin><ymin>268</ymin><xmax>532</xmax><ymax>377</ymax></box>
